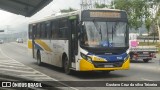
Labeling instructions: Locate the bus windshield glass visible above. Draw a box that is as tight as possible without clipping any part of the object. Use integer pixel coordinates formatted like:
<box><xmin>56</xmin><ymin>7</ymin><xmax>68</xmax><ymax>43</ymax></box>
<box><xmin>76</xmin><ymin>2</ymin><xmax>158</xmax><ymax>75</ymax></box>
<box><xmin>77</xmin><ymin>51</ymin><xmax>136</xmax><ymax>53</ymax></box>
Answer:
<box><xmin>81</xmin><ymin>21</ymin><xmax>127</xmax><ymax>48</ymax></box>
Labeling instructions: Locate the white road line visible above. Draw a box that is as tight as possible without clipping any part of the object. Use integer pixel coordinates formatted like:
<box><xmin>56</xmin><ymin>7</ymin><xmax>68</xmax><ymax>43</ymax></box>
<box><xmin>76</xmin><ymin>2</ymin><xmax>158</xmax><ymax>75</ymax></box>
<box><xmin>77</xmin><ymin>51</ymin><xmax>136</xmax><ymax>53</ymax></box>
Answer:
<box><xmin>11</xmin><ymin>42</ymin><xmax>27</xmax><ymax>48</ymax></box>
<box><xmin>0</xmin><ymin>61</ymin><xmax>22</xmax><ymax>64</ymax></box>
<box><xmin>0</xmin><ymin>65</ymin><xmax>34</xmax><ymax>70</ymax></box>
<box><xmin>0</xmin><ymin>62</ymin><xmax>25</xmax><ymax>66</ymax></box>
<box><xmin>0</xmin><ymin>47</ymin><xmax>79</xmax><ymax>90</ymax></box>
<box><xmin>141</xmin><ymin>78</ymin><xmax>154</xmax><ymax>81</ymax></box>
<box><xmin>19</xmin><ymin>74</ymin><xmax>48</xmax><ymax>77</ymax></box>
<box><xmin>0</xmin><ymin>68</ymin><xmax>41</xmax><ymax>74</ymax></box>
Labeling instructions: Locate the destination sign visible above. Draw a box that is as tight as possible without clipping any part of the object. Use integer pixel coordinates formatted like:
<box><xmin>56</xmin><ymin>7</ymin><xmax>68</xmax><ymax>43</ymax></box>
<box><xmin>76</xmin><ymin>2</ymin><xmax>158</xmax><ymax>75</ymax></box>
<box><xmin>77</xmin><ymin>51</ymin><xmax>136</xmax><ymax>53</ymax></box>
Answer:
<box><xmin>90</xmin><ymin>12</ymin><xmax>121</xmax><ymax>18</ymax></box>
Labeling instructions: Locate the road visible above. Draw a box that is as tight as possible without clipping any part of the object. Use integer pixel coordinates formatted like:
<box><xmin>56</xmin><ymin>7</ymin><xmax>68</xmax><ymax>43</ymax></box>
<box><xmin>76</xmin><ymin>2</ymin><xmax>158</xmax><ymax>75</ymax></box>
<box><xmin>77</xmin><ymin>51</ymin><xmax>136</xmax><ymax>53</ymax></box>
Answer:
<box><xmin>0</xmin><ymin>42</ymin><xmax>160</xmax><ymax>90</ymax></box>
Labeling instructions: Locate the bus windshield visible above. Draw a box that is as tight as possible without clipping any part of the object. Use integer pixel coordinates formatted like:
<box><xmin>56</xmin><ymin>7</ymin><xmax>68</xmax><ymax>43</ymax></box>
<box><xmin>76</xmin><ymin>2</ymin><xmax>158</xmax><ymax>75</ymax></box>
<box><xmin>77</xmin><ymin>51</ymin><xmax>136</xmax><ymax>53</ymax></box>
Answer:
<box><xmin>81</xmin><ymin>21</ymin><xmax>128</xmax><ymax>48</ymax></box>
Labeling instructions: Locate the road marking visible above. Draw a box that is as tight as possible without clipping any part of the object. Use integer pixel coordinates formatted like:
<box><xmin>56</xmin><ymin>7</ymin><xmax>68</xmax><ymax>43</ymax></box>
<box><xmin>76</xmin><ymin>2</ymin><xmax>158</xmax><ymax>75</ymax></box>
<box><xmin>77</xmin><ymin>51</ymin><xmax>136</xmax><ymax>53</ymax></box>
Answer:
<box><xmin>131</xmin><ymin>64</ymin><xmax>160</xmax><ymax>71</ymax></box>
<box><xmin>11</xmin><ymin>42</ymin><xmax>27</xmax><ymax>48</ymax></box>
<box><xmin>141</xmin><ymin>78</ymin><xmax>154</xmax><ymax>81</ymax></box>
<box><xmin>0</xmin><ymin>47</ymin><xmax>79</xmax><ymax>90</ymax></box>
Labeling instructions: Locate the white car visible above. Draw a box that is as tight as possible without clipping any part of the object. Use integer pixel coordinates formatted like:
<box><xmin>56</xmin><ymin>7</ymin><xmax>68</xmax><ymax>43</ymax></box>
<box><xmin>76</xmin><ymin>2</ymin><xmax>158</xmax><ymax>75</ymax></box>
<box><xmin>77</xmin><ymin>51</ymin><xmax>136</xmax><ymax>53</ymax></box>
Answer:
<box><xmin>0</xmin><ymin>40</ymin><xmax>4</xmax><ymax>44</ymax></box>
<box><xmin>16</xmin><ymin>38</ymin><xmax>23</xmax><ymax>43</ymax></box>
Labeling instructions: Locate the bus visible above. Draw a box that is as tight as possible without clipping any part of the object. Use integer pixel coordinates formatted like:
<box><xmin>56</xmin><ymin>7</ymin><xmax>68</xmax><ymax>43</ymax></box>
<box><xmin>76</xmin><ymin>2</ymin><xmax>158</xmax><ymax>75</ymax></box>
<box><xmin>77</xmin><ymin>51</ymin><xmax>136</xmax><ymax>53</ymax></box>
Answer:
<box><xmin>28</xmin><ymin>8</ymin><xmax>130</xmax><ymax>74</ymax></box>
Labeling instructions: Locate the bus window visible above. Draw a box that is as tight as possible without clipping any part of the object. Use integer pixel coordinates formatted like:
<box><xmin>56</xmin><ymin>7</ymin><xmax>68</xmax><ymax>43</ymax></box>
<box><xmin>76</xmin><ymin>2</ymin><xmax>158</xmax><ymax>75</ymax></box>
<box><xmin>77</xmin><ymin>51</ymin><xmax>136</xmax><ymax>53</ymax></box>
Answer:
<box><xmin>36</xmin><ymin>23</ymin><xmax>41</xmax><ymax>38</ymax></box>
<box><xmin>46</xmin><ymin>22</ymin><xmax>51</xmax><ymax>39</ymax></box>
<box><xmin>59</xmin><ymin>19</ymin><xmax>68</xmax><ymax>39</ymax></box>
<box><xmin>51</xmin><ymin>21</ymin><xmax>58</xmax><ymax>39</ymax></box>
<box><xmin>32</xmin><ymin>24</ymin><xmax>37</xmax><ymax>38</ymax></box>
<box><xmin>41</xmin><ymin>23</ymin><xmax>46</xmax><ymax>39</ymax></box>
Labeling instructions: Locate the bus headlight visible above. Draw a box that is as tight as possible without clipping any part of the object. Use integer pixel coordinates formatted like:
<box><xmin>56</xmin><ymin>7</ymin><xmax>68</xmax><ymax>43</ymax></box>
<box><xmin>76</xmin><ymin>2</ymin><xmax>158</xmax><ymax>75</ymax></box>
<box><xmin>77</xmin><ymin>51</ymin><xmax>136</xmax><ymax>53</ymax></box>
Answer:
<box><xmin>124</xmin><ymin>54</ymin><xmax>130</xmax><ymax>61</ymax></box>
<box><xmin>80</xmin><ymin>53</ymin><xmax>92</xmax><ymax>63</ymax></box>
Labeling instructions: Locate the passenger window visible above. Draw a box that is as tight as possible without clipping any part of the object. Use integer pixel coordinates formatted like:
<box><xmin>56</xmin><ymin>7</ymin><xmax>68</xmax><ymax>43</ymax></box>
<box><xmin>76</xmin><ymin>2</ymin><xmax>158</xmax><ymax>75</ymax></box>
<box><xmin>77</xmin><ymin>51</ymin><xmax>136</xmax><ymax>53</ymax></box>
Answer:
<box><xmin>51</xmin><ymin>21</ymin><xmax>58</xmax><ymax>39</ymax></box>
<box><xmin>41</xmin><ymin>23</ymin><xmax>46</xmax><ymax>39</ymax></box>
<box><xmin>36</xmin><ymin>24</ymin><xmax>41</xmax><ymax>38</ymax></box>
<box><xmin>46</xmin><ymin>22</ymin><xmax>51</xmax><ymax>39</ymax></box>
<box><xmin>58</xmin><ymin>19</ymin><xmax>68</xmax><ymax>38</ymax></box>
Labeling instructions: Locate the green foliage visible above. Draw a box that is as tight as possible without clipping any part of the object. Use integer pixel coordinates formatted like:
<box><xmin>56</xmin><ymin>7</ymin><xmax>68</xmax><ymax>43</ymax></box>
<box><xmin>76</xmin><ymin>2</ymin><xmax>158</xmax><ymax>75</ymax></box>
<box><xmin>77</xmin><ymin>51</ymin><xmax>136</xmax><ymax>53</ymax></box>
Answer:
<box><xmin>94</xmin><ymin>3</ymin><xmax>112</xmax><ymax>8</ymax></box>
<box><xmin>60</xmin><ymin>7</ymin><xmax>76</xmax><ymax>13</ymax></box>
<box><xmin>95</xmin><ymin>3</ymin><xmax>106</xmax><ymax>8</ymax></box>
<box><xmin>145</xmin><ymin>17</ymin><xmax>152</xmax><ymax>32</ymax></box>
<box><xmin>94</xmin><ymin>0</ymin><xmax>159</xmax><ymax>33</ymax></box>
<box><xmin>112</xmin><ymin>0</ymin><xmax>151</xmax><ymax>30</ymax></box>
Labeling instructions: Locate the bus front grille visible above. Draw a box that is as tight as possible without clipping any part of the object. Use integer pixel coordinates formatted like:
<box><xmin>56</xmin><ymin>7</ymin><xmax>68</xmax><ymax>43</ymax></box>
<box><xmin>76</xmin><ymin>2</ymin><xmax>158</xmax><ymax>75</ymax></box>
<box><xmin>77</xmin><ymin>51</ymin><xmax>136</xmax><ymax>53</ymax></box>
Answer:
<box><xmin>92</xmin><ymin>61</ymin><xmax>123</xmax><ymax>68</ymax></box>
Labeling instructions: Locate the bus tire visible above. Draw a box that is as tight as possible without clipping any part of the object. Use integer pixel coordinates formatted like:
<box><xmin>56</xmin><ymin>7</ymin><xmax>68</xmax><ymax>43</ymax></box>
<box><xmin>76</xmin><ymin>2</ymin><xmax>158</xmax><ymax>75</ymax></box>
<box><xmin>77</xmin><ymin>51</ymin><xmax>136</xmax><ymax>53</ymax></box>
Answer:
<box><xmin>37</xmin><ymin>51</ymin><xmax>42</xmax><ymax>66</ymax></box>
<box><xmin>143</xmin><ymin>59</ymin><xmax>149</xmax><ymax>63</ymax></box>
<box><xmin>63</xmin><ymin>56</ymin><xmax>71</xmax><ymax>74</ymax></box>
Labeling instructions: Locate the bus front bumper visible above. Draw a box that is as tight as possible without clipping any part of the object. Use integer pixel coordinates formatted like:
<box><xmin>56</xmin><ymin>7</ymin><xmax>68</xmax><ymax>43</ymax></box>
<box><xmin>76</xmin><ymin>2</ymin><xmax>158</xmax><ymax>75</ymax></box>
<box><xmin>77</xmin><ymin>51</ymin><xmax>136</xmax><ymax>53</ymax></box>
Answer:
<box><xmin>79</xmin><ymin>58</ymin><xmax>130</xmax><ymax>71</ymax></box>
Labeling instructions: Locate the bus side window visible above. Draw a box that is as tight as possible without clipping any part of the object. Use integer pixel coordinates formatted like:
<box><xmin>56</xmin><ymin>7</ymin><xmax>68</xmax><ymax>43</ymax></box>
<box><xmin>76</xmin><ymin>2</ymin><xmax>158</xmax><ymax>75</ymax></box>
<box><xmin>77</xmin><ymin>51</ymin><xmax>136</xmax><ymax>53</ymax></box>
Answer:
<box><xmin>32</xmin><ymin>24</ymin><xmax>37</xmax><ymax>39</ymax></box>
<box><xmin>46</xmin><ymin>22</ymin><xmax>51</xmax><ymax>39</ymax></box>
<box><xmin>36</xmin><ymin>23</ymin><xmax>41</xmax><ymax>39</ymax></box>
<box><xmin>51</xmin><ymin>21</ymin><xmax>58</xmax><ymax>39</ymax></box>
<box><xmin>59</xmin><ymin>19</ymin><xmax>68</xmax><ymax>39</ymax></box>
<box><xmin>41</xmin><ymin>23</ymin><xmax>45</xmax><ymax>39</ymax></box>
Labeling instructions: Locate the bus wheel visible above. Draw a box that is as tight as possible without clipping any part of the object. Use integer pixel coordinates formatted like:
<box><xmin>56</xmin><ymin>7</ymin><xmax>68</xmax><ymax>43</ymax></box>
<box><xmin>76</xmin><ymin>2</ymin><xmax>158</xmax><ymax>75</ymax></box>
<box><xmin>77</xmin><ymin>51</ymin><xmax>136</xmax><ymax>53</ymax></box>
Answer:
<box><xmin>143</xmin><ymin>59</ymin><xmax>149</xmax><ymax>63</ymax></box>
<box><xmin>37</xmin><ymin>51</ymin><xmax>42</xmax><ymax>65</ymax></box>
<box><xmin>64</xmin><ymin>57</ymin><xmax>71</xmax><ymax>74</ymax></box>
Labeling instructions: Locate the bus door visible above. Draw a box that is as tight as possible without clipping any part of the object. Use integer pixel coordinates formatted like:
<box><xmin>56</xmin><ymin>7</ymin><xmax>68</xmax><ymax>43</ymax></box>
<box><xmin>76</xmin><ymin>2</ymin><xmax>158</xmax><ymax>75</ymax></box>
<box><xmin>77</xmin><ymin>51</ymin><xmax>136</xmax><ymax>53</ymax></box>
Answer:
<box><xmin>69</xmin><ymin>16</ymin><xmax>78</xmax><ymax>64</ymax></box>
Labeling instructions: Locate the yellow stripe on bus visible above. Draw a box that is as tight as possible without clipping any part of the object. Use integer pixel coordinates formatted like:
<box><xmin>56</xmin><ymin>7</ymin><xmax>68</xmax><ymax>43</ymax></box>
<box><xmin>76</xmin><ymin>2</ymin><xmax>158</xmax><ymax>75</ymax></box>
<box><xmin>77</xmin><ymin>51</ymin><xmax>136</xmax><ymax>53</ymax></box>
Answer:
<box><xmin>28</xmin><ymin>40</ymin><xmax>32</xmax><ymax>49</ymax></box>
<box><xmin>35</xmin><ymin>40</ymin><xmax>52</xmax><ymax>52</ymax></box>
<box><xmin>27</xmin><ymin>40</ymin><xmax>52</xmax><ymax>52</ymax></box>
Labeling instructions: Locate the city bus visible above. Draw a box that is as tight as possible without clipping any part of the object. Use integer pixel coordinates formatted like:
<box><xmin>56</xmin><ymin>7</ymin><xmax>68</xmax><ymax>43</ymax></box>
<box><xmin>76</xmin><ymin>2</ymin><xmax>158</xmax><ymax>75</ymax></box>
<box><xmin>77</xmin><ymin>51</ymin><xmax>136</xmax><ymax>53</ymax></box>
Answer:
<box><xmin>28</xmin><ymin>9</ymin><xmax>130</xmax><ymax>74</ymax></box>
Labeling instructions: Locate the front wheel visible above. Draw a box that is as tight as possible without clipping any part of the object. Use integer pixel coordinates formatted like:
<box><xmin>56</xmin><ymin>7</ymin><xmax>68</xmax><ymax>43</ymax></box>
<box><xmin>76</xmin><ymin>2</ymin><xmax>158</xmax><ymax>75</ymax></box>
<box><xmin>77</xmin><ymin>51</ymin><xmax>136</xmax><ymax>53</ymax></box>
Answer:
<box><xmin>143</xmin><ymin>59</ymin><xmax>149</xmax><ymax>63</ymax></box>
<box><xmin>63</xmin><ymin>57</ymin><xmax>72</xmax><ymax>74</ymax></box>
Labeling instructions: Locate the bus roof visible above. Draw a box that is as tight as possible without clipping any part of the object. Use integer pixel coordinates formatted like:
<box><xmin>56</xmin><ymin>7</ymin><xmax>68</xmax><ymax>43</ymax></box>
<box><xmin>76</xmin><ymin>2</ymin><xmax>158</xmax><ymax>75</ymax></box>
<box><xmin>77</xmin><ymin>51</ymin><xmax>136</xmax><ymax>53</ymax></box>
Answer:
<box><xmin>30</xmin><ymin>10</ymin><xmax>80</xmax><ymax>24</ymax></box>
<box><xmin>89</xmin><ymin>8</ymin><xmax>126</xmax><ymax>12</ymax></box>
<box><xmin>30</xmin><ymin>8</ymin><xmax>126</xmax><ymax>24</ymax></box>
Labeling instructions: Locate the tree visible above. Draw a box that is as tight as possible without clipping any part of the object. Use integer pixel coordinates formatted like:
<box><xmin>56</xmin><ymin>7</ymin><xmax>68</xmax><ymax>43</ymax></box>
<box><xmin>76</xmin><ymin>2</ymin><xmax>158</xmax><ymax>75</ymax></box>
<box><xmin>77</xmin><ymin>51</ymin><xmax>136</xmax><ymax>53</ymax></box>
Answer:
<box><xmin>95</xmin><ymin>3</ymin><xmax>106</xmax><ymax>8</ymax></box>
<box><xmin>60</xmin><ymin>7</ymin><xmax>76</xmax><ymax>13</ymax></box>
<box><xmin>145</xmin><ymin>17</ymin><xmax>152</xmax><ymax>44</ymax></box>
<box><xmin>95</xmin><ymin>0</ymin><xmax>153</xmax><ymax>43</ymax></box>
<box><xmin>152</xmin><ymin>0</ymin><xmax>160</xmax><ymax>42</ymax></box>
<box><xmin>112</xmin><ymin>0</ymin><xmax>151</xmax><ymax>31</ymax></box>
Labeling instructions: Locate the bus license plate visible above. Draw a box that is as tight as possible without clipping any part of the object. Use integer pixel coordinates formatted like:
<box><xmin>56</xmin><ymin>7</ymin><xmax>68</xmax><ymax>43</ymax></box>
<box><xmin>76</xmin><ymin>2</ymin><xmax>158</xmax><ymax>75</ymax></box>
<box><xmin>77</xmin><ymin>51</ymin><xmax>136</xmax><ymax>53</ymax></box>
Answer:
<box><xmin>104</xmin><ymin>65</ymin><xmax>113</xmax><ymax>67</ymax></box>
<box><xmin>143</xmin><ymin>52</ymin><xmax>149</xmax><ymax>54</ymax></box>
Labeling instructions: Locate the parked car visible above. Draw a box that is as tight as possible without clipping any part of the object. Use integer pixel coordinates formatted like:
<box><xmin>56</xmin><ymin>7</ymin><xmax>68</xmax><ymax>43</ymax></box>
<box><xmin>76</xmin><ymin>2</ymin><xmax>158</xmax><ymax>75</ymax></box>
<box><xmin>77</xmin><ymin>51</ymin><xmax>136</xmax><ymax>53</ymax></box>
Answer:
<box><xmin>0</xmin><ymin>39</ymin><xmax>4</xmax><ymax>44</ymax></box>
<box><xmin>16</xmin><ymin>38</ymin><xmax>23</xmax><ymax>43</ymax></box>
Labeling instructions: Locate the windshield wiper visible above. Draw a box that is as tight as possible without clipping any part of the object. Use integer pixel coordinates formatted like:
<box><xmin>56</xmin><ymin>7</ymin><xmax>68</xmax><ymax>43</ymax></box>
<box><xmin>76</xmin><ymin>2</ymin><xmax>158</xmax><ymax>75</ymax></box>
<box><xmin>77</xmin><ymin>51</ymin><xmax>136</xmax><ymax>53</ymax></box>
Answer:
<box><xmin>93</xmin><ymin>21</ymin><xmax>102</xmax><ymax>41</ymax></box>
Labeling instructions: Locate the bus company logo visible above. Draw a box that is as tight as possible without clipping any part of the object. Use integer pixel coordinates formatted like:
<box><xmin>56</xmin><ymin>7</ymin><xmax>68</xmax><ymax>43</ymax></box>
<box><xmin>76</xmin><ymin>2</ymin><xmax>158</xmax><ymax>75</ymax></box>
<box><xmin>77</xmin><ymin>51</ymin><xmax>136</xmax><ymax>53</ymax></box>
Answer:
<box><xmin>117</xmin><ymin>56</ymin><xmax>122</xmax><ymax>60</ymax></box>
<box><xmin>2</xmin><ymin>82</ymin><xmax>11</xmax><ymax>87</ymax></box>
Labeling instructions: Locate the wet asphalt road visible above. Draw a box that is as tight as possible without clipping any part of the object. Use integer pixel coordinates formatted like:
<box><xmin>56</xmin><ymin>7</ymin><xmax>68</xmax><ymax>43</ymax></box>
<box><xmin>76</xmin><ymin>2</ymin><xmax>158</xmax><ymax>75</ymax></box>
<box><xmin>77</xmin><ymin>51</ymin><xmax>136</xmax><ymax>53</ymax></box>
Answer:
<box><xmin>0</xmin><ymin>42</ymin><xmax>160</xmax><ymax>90</ymax></box>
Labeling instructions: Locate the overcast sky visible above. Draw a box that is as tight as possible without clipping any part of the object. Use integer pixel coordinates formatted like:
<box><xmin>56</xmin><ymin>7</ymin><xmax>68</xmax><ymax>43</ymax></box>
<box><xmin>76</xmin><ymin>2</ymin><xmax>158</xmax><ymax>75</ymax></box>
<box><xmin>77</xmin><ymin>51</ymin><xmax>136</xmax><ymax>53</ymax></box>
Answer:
<box><xmin>0</xmin><ymin>0</ymin><xmax>112</xmax><ymax>33</ymax></box>
<box><xmin>0</xmin><ymin>0</ymin><xmax>81</xmax><ymax>32</ymax></box>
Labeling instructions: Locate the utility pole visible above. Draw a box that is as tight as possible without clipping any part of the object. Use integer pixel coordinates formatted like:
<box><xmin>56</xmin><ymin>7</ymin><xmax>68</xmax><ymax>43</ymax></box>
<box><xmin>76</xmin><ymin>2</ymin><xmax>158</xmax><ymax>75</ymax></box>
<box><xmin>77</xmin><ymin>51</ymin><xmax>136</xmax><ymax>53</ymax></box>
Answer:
<box><xmin>81</xmin><ymin>0</ymin><xmax>92</xmax><ymax>10</ymax></box>
<box><xmin>80</xmin><ymin>0</ymin><xmax>106</xmax><ymax>10</ymax></box>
